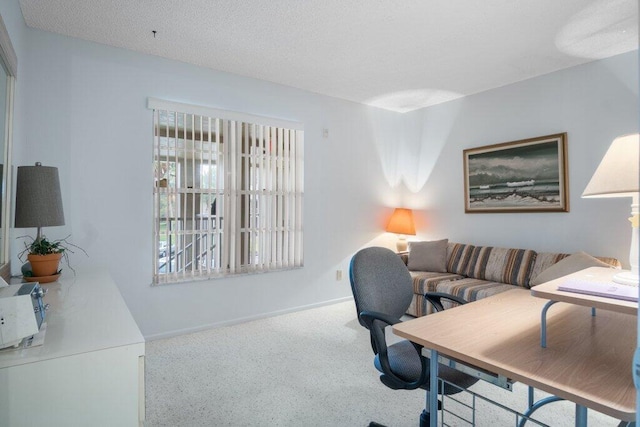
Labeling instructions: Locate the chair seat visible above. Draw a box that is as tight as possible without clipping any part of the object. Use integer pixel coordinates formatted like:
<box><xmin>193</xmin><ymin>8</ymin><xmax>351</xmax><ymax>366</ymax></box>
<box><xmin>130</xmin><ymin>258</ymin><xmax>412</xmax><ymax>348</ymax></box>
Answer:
<box><xmin>374</xmin><ymin>340</ymin><xmax>422</xmax><ymax>381</ymax></box>
<box><xmin>374</xmin><ymin>339</ymin><xmax>477</xmax><ymax>395</ymax></box>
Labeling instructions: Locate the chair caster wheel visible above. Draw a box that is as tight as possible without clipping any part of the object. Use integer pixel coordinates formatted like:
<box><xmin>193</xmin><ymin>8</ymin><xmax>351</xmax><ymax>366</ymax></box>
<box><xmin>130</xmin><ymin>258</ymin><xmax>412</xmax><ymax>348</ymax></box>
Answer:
<box><xmin>420</xmin><ymin>400</ymin><xmax>441</xmax><ymax>426</ymax></box>
<box><xmin>420</xmin><ymin>409</ymin><xmax>430</xmax><ymax>427</ymax></box>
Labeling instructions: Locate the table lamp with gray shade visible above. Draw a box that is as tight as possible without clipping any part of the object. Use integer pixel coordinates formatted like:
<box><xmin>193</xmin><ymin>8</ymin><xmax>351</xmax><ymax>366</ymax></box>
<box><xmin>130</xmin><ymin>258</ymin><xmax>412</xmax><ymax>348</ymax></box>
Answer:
<box><xmin>14</xmin><ymin>162</ymin><xmax>65</xmax><ymax>241</ymax></box>
<box><xmin>582</xmin><ymin>133</ymin><xmax>639</xmax><ymax>286</ymax></box>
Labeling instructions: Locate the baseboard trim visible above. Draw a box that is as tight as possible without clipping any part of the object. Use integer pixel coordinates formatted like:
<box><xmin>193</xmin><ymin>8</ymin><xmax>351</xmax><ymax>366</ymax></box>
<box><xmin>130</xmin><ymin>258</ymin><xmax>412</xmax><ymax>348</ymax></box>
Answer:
<box><xmin>144</xmin><ymin>296</ymin><xmax>354</xmax><ymax>341</ymax></box>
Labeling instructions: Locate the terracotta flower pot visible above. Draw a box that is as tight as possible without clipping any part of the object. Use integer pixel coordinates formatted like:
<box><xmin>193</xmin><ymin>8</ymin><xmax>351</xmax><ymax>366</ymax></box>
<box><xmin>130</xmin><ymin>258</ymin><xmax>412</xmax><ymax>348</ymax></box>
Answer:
<box><xmin>27</xmin><ymin>253</ymin><xmax>63</xmax><ymax>277</ymax></box>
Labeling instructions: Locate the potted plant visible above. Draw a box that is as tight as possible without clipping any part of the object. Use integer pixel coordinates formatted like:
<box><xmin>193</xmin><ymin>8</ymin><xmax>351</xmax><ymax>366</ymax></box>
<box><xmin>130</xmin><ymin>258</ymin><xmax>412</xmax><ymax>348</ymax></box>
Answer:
<box><xmin>18</xmin><ymin>235</ymin><xmax>87</xmax><ymax>279</ymax></box>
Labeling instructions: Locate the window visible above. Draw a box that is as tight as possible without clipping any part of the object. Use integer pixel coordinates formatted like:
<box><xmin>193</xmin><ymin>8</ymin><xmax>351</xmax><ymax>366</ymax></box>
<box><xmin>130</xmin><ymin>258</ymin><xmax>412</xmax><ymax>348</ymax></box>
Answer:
<box><xmin>149</xmin><ymin>99</ymin><xmax>304</xmax><ymax>284</ymax></box>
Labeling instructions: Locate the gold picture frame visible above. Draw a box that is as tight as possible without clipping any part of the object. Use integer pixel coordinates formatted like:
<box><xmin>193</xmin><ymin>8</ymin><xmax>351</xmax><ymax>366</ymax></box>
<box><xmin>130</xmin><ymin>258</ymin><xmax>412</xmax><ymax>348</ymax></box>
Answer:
<box><xmin>463</xmin><ymin>133</ymin><xmax>569</xmax><ymax>213</ymax></box>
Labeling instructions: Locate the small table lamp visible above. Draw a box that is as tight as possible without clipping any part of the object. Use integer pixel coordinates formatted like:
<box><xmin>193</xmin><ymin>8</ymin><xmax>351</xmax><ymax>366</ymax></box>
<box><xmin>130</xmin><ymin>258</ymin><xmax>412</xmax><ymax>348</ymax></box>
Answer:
<box><xmin>15</xmin><ymin>162</ymin><xmax>65</xmax><ymax>241</ymax></box>
<box><xmin>386</xmin><ymin>208</ymin><xmax>416</xmax><ymax>252</ymax></box>
<box><xmin>582</xmin><ymin>133</ymin><xmax>639</xmax><ymax>286</ymax></box>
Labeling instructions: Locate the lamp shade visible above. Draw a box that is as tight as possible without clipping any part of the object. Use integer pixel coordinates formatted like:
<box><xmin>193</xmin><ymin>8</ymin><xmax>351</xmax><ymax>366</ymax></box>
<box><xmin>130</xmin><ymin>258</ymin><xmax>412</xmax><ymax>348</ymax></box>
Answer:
<box><xmin>582</xmin><ymin>133</ymin><xmax>639</xmax><ymax>198</ymax></box>
<box><xmin>385</xmin><ymin>208</ymin><xmax>416</xmax><ymax>235</ymax></box>
<box><xmin>15</xmin><ymin>163</ymin><xmax>65</xmax><ymax>229</ymax></box>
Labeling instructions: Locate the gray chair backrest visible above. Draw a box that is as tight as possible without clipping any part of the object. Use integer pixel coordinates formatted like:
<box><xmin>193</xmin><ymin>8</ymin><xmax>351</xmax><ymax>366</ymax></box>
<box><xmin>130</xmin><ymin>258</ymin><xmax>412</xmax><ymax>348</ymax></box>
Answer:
<box><xmin>349</xmin><ymin>247</ymin><xmax>413</xmax><ymax>327</ymax></box>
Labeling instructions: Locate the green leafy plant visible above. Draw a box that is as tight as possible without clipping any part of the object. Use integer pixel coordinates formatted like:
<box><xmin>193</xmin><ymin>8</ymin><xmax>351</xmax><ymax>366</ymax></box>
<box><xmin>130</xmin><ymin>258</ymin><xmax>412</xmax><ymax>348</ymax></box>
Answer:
<box><xmin>18</xmin><ymin>235</ymin><xmax>88</xmax><ymax>274</ymax></box>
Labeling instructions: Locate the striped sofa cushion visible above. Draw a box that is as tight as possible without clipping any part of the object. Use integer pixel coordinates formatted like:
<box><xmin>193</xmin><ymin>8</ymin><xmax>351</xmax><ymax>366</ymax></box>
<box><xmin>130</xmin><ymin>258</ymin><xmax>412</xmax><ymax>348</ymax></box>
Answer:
<box><xmin>407</xmin><ymin>271</ymin><xmax>465</xmax><ymax>316</ymax></box>
<box><xmin>407</xmin><ymin>294</ymin><xmax>434</xmax><ymax>317</ymax></box>
<box><xmin>408</xmin><ymin>294</ymin><xmax>430</xmax><ymax>317</ymax></box>
<box><xmin>410</xmin><ymin>271</ymin><xmax>464</xmax><ymax>294</ymax></box>
<box><xmin>446</xmin><ymin>243</ymin><xmax>475</xmax><ymax>275</ymax></box>
<box><xmin>489</xmin><ymin>247</ymin><xmax>536</xmax><ymax>287</ymax></box>
<box><xmin>465</xmin><ymin>246</ymin><xmax>536</xmax><ymax>288</ymax></box>
<box><xmin>407</xmin><ymin>294</ymin><xmax>422</xmax><ymax>317</ymax></box>
<box><xmin>436</xmin><ymin>278</ymin><xmax>516</xmax><ymax>306</ymax></box>
<box><xmin>464</xmin><ymin>246</ymin><xmax>493</xmax><ymax>279</ymax></box>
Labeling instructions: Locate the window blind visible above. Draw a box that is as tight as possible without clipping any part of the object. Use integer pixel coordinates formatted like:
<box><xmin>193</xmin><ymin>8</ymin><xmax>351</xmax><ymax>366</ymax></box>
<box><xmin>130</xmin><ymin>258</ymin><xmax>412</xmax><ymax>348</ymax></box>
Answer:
<box><xmin>149</xmin><ymin>98</ymin><xmax>304</xmax><ymax>284</ymax></box>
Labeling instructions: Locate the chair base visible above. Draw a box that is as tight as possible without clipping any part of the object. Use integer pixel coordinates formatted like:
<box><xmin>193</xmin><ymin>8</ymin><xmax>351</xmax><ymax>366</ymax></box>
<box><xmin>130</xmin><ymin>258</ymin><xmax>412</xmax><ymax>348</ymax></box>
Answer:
<box><xmin>420</xmin><ymin>409</ymin><xmax>430</xmax><ymax>427</ymax></box>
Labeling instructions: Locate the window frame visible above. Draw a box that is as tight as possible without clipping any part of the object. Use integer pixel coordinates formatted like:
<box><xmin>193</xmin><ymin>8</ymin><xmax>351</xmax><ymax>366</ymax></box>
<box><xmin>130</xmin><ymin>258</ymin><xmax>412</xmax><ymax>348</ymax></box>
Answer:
<box><xmin>149</xmin><ymin>98</ymin><xmax>304</xmax><ymax>284</ymax></box>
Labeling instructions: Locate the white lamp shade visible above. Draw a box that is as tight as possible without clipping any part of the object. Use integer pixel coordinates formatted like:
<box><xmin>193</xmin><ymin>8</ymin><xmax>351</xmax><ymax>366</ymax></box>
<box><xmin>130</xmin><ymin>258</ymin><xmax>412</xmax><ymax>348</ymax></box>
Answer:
<box><xmin>582</xmin><ymin>133</ymin><xmax>639</xmax><ymax>198</ymax></box>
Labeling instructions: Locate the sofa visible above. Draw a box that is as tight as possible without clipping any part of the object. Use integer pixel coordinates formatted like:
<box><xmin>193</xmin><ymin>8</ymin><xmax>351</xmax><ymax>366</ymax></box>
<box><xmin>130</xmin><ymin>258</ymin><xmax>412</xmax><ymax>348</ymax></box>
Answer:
<box><xmin>400</xmin><ymin>239</ymin><xmax>621</xmax><ymax>317</ymax></box>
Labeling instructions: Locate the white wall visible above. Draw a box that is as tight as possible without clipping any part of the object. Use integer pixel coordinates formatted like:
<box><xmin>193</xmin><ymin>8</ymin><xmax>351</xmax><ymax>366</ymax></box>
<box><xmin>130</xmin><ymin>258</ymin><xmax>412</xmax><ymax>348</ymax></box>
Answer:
<box><xmin>406</xmin><ymin>51</ymin><xmax>639</xmax><ymax>265</ymax></box>
<box><xmin>3</xmin><ymin>7</ymin><xmax>407</xmax><ymax>339</ymax></box>
<box><xmin>1</xmin><ymin>0</ymin><xmax>638</xmax><ymax>339</ymax></box>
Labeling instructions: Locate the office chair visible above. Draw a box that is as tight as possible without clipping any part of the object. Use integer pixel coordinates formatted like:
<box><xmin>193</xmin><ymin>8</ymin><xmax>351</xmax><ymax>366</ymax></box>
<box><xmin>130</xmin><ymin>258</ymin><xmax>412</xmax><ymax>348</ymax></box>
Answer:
<box><xmin>349</xmin><ymin>246</ymin><xmax>478</xmax><ymax>427</ymax></box>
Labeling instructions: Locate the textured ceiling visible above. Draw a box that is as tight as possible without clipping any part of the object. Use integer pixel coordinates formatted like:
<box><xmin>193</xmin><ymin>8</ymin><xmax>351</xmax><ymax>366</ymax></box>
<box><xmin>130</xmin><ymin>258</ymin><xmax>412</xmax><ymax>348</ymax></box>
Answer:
<box><xmin>18</xmin><ymin>0</ymin><xmax>639</xmax><ymax>112</ymax></box>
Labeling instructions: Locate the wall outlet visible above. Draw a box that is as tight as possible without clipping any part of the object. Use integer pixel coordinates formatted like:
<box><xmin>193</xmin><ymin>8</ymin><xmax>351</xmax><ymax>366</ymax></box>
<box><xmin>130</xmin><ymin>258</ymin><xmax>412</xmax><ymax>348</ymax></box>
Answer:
<box><xmin>336</xmin><ymin>270</ymin><xmax>343</xmax><ymax>281</ymax></box>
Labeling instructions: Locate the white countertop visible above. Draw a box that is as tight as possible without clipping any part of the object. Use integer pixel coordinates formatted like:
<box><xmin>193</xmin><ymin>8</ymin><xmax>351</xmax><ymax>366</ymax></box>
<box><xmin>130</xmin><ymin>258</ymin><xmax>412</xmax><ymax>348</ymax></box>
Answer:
<box><xmin>0</xmin><ymin>268</ymin><xmax>144</xmax><ymax>369</ymax></box>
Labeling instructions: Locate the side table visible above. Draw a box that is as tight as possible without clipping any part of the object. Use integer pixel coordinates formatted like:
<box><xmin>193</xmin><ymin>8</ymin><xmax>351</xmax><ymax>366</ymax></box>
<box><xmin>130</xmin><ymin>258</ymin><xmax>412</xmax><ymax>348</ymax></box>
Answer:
<box><xmin>531</xmin><ymin>266</ymin><xmax>637</xmax><ymax>347</ymax></box>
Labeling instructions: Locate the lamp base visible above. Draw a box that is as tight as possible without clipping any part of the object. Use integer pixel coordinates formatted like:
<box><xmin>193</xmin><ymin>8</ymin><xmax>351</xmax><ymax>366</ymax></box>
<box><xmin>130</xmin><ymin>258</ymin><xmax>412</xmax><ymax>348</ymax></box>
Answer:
<box><xmin>612</xmin><ymin>270</ymin><xmax>639</xmax><ymax>287</ymax></box>
<box><xmin>396</xmin><ymin>237</ymin><xmax>408</xmax><ymax>252</ymax></box>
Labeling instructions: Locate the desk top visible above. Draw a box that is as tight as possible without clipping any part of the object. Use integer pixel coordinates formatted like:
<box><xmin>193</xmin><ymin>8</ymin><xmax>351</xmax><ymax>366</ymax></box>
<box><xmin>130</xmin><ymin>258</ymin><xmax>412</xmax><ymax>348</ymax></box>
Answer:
<box><xmin>393</xmin><ymin>289</ymin><xmax>636</xmax><ymax>421</ymax></box>
<box><xmin>531</xmin><ymin>266</ymin><xmax>637</xmax><ymax>315</ymax></box>
<box><xmin>0</xmin><ymin>268</ymin><xmax>145</xmax><ymax>369</ymax></box>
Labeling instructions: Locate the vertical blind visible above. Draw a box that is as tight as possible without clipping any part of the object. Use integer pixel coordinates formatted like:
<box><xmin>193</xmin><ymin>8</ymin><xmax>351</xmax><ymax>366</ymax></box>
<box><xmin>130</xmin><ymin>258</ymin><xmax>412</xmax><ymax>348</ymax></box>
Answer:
<box><xmin>149</xmin><ymin>98</ymin><xmax>304</xmax><ymax>284</ymax></box>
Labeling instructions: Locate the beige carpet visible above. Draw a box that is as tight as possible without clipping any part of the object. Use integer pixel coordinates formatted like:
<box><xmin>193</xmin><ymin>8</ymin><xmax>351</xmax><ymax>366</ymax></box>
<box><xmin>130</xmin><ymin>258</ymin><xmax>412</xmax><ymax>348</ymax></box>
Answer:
<box><xmin>144</xmin><ymin>300</ymin><xmax>621</xmax><ymax>426</ymax></box>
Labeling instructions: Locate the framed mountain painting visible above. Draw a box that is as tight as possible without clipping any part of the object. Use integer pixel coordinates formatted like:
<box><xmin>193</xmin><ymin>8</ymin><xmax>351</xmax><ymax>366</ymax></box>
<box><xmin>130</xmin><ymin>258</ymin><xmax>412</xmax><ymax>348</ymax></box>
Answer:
<box><xmin>463</xmin><ymin>133</ymin><xmax>569</xmax><ymax>213</ymax></box>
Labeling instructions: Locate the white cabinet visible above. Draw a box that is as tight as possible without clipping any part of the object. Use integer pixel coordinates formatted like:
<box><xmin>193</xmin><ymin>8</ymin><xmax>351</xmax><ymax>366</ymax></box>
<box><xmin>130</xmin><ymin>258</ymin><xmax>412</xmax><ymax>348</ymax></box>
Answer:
<box><xmin>0</xmin><ymin>269</ymin><xmax>145</xmax><ymax>426</ymax></box>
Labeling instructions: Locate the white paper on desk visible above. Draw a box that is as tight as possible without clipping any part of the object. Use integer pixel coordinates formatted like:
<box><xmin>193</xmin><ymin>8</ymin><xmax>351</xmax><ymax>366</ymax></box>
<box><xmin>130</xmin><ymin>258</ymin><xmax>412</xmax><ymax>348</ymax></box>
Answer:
<box><xmin>558</xmin><ymin>279</ymin><xmax>638</xmax><ymax>302</ymax></box>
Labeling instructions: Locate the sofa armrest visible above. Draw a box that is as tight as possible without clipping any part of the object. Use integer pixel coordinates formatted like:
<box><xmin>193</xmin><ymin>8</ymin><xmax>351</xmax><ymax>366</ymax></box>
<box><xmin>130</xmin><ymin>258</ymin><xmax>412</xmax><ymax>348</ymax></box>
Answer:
<box><xmin>397</xmin><ymin>251</ymin><xmax>409</xmax><ymax>265</ymax></box>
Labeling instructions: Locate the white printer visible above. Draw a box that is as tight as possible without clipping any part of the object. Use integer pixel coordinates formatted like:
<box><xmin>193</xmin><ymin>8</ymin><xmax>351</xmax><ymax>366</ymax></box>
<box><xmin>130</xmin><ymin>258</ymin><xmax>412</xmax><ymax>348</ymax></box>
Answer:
<box><xmin>0</xmin><ymin>282</ymin><xmax>47</xmax><ymax>349</ymax></box>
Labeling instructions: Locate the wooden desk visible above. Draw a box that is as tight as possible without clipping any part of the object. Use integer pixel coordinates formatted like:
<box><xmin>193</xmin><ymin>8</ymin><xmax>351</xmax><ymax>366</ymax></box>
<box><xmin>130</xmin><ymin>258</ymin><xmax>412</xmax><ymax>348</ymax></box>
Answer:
<box><xmin>531</xmin><ymin>266</ymin><xmax>637</xmax><ymax>316</ymax></box>
<box><xmin>531</xmin><ymin>267</ymin><xmax>637</xmax><ymax>348</ymax></box>
<box><xmin>393</xmin><ymin>289</ymin><xmax>636</xmax><ymax>426</ymax></box>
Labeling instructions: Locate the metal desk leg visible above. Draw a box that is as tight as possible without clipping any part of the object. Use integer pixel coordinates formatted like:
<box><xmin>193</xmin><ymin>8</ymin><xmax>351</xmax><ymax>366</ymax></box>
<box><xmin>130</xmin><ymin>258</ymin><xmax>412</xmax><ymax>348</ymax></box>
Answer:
<box><xmin>540</xmin><ymin>301</ymin><xmax>558</xmax><ymax>348</ymax></box>
<box><xmin>575</xmin><ymin>404</ymin><xmax>587</xmax><ymax>427</ymax></box>
<box><xmin>541</xmin><ymin>302</ymin><xmax>596</xmax><ymax>348</ymax></box>
<box><xmin>429</xmin><ymin>349</ymin><xmax>439</xmax><ymax>427</ymax></box>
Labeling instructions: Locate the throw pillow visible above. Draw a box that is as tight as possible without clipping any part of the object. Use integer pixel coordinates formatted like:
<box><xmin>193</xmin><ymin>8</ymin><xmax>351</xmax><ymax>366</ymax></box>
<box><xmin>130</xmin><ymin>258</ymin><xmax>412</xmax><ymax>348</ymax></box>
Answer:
<box><xmin>530</xmin><ymin>251</ymin><xmax>611</xmax><ymax>286</ymax></box>
<box><xmin>407</xmin><ymin>239</ymin><xmax>449</xmax><ymax>273</ymax></box>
